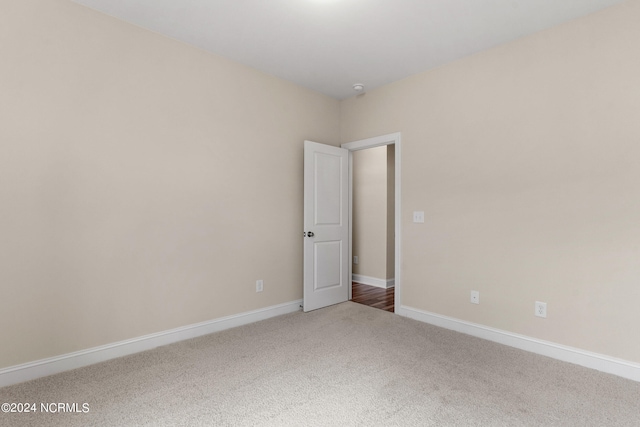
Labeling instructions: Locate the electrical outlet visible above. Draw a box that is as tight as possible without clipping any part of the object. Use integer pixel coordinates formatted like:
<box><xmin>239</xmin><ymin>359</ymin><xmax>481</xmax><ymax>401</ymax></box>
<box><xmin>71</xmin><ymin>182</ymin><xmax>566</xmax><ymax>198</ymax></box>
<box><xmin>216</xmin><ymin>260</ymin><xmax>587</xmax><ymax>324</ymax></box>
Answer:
<box><xmin>353</xmin><ymin>256</ymin><xmax>359</xmax><ymax>264</ymax></box>
<box><xmin>470</xmin><ymin>290</ymin><xmax>480</xmax><ymax>304</ymax></box>
<box><xmin>535</xmin><ymin>301</ymin><xmax>547</xmax><ymax>318</ymax></box>
<box><xmin>256</xmin><ymin>280</ymin><xmax>264</xmax><ymax>293</ymax></box>
<box><xmin>413</xmin><ymin>211</ymin><xmax>425</xmax><ymax>223</ymax></box>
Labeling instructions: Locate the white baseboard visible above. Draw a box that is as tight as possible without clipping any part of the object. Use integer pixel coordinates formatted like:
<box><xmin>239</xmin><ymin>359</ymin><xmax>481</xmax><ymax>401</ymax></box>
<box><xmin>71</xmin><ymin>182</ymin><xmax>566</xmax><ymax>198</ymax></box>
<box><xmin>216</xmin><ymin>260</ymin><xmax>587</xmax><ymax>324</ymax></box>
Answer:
<box><xmin>352</xmin><ymin>274</ymin><xmax>395</xmax><ymax>289</ymax></box>
<box><xmin>0</xmin><ymin>300</ymin><xmax>302</xmax><ymax>388</ymax></box>
<box><xmin>397</xmin><ymin>305</ymin><xmax>640</xmax><ymax>383</ymax></box>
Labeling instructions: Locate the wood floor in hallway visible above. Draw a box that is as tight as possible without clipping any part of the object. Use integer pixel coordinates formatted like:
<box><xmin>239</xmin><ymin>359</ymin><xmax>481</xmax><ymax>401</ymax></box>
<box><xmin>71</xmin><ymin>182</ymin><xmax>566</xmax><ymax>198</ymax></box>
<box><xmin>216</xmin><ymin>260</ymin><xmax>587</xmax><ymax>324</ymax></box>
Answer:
<box><xmin>351</xmin><ymin>282</ymin><xmax>394</xmax><ymax>313</ymax></box>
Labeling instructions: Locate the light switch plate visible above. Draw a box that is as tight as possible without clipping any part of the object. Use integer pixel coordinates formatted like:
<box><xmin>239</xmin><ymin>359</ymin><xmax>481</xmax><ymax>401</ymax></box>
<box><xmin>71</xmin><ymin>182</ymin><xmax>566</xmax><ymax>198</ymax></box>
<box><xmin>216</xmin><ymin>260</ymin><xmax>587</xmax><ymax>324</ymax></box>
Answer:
<box><xmin>413</xmin><ymin>211</ymin><xmax>425</xmax><ymax>223</ymax></box>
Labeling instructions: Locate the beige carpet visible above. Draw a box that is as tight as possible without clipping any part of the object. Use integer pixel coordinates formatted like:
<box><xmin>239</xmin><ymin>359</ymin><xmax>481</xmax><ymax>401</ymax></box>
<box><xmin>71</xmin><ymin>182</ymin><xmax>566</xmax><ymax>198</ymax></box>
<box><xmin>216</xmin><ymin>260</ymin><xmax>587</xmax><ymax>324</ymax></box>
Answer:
<box><xmin>1</xmin><ymin>302</ymin><xmax>639</xmax><ymax>426</ymax></box>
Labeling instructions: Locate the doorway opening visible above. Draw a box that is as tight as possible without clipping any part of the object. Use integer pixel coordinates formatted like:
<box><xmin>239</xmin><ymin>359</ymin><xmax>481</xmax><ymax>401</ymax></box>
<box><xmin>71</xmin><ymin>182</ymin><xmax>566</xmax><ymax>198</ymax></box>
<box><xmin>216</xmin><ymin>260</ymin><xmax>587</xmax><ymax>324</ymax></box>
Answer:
<box><xmin>342</xmin><ymin>133</ymin><xmax>401</xmax><ymax>314</ymax></box>
<box><xmin>350</xmin><ymin>144</ymin><xmax>395</xmax><ymax>312</ymax></box>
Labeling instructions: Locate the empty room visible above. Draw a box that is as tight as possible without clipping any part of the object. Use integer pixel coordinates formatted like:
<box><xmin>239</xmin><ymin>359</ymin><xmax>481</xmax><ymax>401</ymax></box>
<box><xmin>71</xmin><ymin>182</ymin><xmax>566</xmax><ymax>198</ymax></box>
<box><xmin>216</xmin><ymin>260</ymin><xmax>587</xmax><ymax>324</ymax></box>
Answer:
<box><xmin>2</xmin><ymin>0</ymin><xmax>640</xmax><ymax>425</ymax></box>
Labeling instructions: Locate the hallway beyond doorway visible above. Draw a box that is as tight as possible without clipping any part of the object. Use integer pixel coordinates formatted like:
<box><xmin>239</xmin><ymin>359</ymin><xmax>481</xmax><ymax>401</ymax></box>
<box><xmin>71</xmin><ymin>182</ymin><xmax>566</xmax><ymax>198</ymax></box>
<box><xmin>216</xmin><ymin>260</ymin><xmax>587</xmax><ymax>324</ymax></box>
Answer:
<box><xmin>351</xmin><ymin>282</ymin><xmax>394</xmax><ymax>313</ymax></box>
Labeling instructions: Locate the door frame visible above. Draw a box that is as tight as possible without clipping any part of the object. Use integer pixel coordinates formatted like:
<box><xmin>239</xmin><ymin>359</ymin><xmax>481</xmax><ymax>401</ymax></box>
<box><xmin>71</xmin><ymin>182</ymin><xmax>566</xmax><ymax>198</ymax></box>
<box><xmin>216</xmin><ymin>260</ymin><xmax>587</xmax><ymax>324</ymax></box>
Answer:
<box><xmin>342</xmin><ymin>132</ymin><xmax>401</xmax><ymax>312</ymax></box>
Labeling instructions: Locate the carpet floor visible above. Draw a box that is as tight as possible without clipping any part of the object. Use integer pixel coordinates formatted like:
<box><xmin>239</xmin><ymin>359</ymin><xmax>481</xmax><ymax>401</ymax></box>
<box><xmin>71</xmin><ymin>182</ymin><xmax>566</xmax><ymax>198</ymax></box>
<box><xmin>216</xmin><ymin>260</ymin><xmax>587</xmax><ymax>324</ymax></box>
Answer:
<box><xmin>1</xmin><ymin>302</ymin><xmax>639</xmax><ymax>426</ymax></box>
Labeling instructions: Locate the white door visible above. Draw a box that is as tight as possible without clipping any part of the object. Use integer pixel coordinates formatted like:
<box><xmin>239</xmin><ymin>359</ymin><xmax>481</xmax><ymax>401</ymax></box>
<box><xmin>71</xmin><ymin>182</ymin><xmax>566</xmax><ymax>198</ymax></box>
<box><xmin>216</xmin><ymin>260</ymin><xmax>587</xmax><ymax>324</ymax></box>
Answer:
<box><xmin>303</xmin><ymin>140</ymin><xmax>349</xmax><ymax>312</ymax></box>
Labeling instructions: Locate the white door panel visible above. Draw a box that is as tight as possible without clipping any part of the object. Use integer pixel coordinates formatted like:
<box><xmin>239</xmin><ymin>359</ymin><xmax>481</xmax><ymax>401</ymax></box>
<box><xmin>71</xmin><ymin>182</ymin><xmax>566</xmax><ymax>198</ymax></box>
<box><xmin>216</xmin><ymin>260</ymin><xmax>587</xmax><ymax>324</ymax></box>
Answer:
<box><xmin>314</xmin><ymin>152</ymin><xmax>343</xmax><ymax>225</ymax></box>
<box><xmin>315</xmin><ymin>241</ymin><xmax>342</xmax><ymax>290</ymax></box>
<box><xmin>303</xmin><ymin>140</ymin><xmax>349</xmax><ymax>312</ymax></box>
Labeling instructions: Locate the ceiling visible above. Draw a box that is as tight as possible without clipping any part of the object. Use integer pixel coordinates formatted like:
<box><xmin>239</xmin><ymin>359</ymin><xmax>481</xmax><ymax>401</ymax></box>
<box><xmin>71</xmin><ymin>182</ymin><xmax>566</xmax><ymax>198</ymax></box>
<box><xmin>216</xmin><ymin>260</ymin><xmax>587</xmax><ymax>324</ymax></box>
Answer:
<box><xmin>72</xmin><ymin>0</ymin><xmax>625</xmax><ymax>100</ymax></box>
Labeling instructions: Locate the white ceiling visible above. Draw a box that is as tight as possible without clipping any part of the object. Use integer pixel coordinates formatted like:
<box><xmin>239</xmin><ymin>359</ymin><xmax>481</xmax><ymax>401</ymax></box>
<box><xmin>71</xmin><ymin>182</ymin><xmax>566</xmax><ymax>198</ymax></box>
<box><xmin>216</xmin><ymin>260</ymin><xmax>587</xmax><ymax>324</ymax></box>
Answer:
<box><xmin>73</xmin><ymin>0</ymin><xmax>625</xmax><ymax>100</ymax></box>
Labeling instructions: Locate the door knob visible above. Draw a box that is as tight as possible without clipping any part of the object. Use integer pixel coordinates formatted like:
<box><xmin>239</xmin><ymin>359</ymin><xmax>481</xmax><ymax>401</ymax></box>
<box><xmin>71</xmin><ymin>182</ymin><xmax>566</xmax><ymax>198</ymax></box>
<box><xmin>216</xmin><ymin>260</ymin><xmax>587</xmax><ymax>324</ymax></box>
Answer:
<box><xmin>307</xmin><ymin>231</ymin><xmax>315</xmax><ymax>237</ymax></box>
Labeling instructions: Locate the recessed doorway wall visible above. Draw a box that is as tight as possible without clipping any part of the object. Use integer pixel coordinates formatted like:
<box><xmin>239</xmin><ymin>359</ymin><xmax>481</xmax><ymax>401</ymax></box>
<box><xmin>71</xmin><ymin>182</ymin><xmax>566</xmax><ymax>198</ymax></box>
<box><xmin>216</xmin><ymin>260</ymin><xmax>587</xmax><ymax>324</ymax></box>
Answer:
<box><xmin>353</xmin><ymin>145</ymin><xmax>395</xmax><ymax>286</ymax></box>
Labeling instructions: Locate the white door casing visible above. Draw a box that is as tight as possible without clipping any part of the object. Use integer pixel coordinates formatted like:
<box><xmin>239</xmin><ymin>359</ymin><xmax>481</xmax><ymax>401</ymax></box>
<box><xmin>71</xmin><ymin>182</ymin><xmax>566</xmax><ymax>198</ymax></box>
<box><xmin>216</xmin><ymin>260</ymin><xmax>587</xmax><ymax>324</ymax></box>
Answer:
<box><xmin>342</xmin><ymin>132</ymin><xmax>401</xmax><ymax>314</ymax></box>
<box><xmin>303</xmin><ymin>141</ymin><xmax>349</xmax><ymax>312</ymax></box>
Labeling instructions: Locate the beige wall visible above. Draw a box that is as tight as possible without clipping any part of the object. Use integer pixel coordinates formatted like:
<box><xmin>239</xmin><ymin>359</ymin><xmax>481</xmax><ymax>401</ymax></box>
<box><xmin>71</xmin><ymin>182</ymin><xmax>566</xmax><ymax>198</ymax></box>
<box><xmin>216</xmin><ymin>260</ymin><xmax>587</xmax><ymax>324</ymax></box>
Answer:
<box><xmin>352</xmin><ymin>146</ymin><xmax>387</xmax><ymax>280</ymax></box>
<box><xmin>386</xmin><ymin>145</ymin><xmax>395</xmax><ymax>280</ymax></box>
<box><xmin>352</xmin><ymin>145</ymin><xmax>395</xmax><ymax>282</ymax></box>
<box><xmin>0</xmin><ymin>0</ymin><xmax>339</xmax><ymax>369</ymax></box>
<box><xmin>342</xmin><ymin>1</ymin><xmax>640</xmax><ymax>363</ymax></box>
